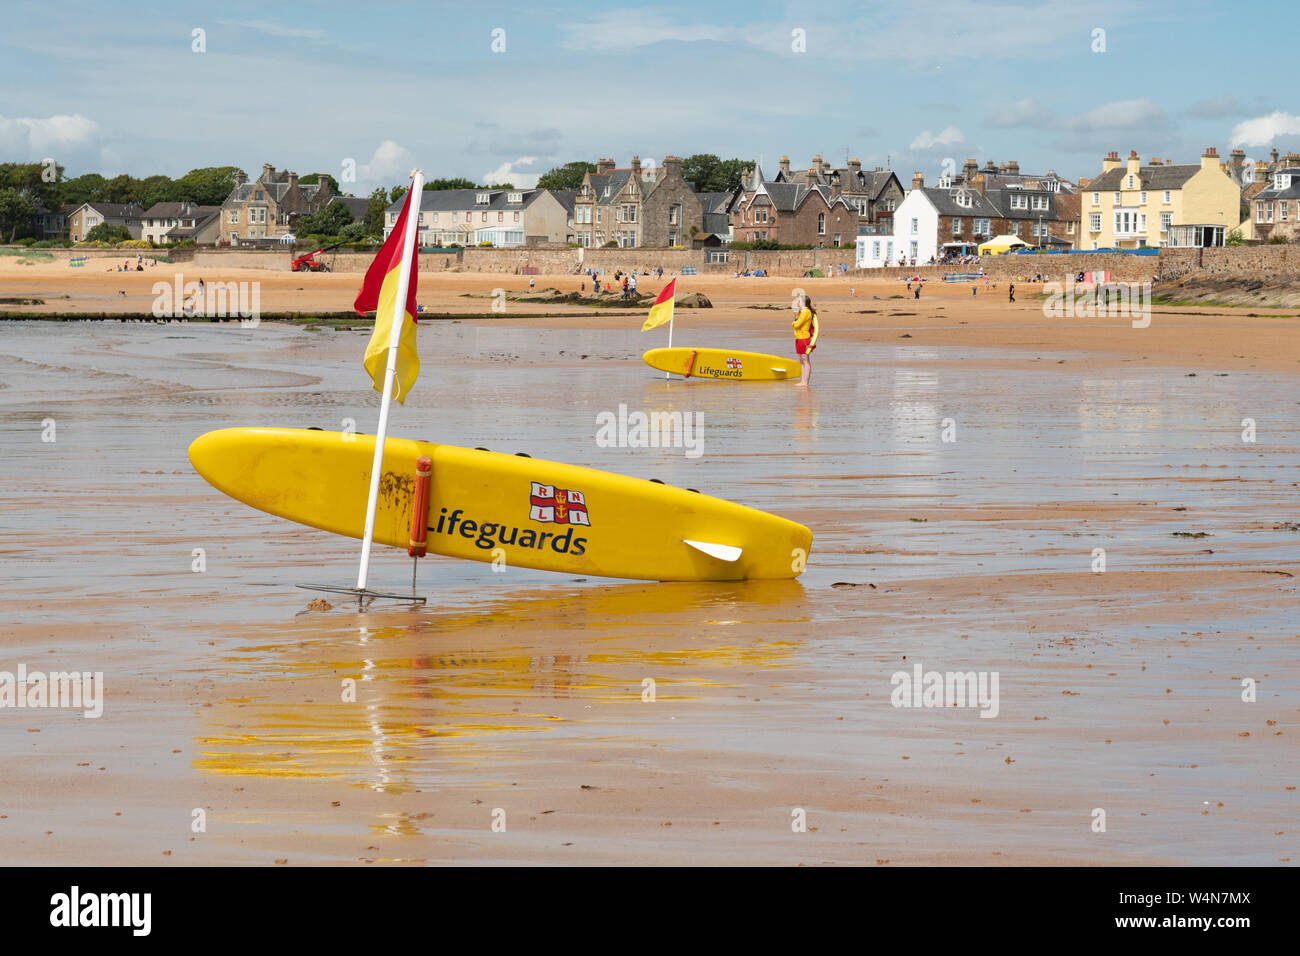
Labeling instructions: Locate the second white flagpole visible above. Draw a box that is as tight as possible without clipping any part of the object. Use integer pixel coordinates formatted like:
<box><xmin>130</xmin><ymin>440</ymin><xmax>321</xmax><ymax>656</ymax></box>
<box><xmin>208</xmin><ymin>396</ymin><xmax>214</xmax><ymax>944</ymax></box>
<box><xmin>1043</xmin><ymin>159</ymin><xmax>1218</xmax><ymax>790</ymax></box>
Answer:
<box><xmin>664</xmin><ymin>280</ymin><xmax>674</xmax><ymax>380</ymax></box>
<box><xmin>356</xmin><ymin>168</ymin><xmax>424</xmax><ymax>592</ymax></box>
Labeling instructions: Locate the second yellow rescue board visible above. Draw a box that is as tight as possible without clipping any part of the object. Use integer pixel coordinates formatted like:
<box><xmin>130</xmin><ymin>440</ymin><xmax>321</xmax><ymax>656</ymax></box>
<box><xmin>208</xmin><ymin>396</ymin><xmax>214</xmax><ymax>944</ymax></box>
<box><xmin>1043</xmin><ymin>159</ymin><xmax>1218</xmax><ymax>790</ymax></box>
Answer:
<box><xmin>642</xmin><ymin>347</ymin><xmax>798</xmax><ymax>381</ymax></box>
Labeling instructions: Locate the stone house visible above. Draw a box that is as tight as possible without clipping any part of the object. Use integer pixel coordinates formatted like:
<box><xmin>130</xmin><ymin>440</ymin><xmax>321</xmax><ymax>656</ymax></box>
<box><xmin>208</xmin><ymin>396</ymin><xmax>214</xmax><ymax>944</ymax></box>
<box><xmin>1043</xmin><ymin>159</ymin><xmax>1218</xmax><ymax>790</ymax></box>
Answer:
<box><xmin>572</xmin><ymin>156</ymin><xmax>703</xmax><ymax>248</ymax></box>
<box><xmin>773</xmin><ymin>154</ymin><xmax>904</xmax><ymax>226</ymax></box>
<box><xmin>67</xmin><ymin>201</ymin><xmax>144</xmax><ymax>241</ymax></box>
<box><xmin>730</xmin><ymin>176</ymin><xmax>857</xmax><ymax>247</ymax></box>
<box><xmin>219</xmin><ymin>163</ymin><xmax>332</xmax><ymax>245</ymax></box>
<box><xmin>1248</xmin><ymin>166</ymin><xmax>1300</xmax><ymax>242</ymax></box>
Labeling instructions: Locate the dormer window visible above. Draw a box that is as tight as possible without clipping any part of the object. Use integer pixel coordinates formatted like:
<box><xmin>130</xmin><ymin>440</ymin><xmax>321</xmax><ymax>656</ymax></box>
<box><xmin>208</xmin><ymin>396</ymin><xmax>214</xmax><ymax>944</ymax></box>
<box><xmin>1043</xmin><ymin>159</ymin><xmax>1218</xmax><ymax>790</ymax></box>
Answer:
<box><xmin>507</xmin><ymin>192</ymin><xmax>523</xmax><ymax>203</ymax></box>
<box><xmin>476</xmin><ymin>192</ymin><xmax>490</xmax><ymax>205</ymax></box>
<box><xmin>1126</xmin><ymin>175</ymin><xmax>1134</xmax><ymax>188</ymax></box>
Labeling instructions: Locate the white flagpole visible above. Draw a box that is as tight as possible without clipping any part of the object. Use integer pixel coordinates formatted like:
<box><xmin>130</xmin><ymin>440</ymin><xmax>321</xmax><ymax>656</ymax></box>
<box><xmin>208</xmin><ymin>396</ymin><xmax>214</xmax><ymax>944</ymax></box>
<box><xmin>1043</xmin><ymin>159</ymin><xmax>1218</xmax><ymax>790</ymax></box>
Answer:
<box><xmin>356</xmin><ymin>168</ymin><xmax>424</xmax><ymax>592</ymax></box>
<box><xmin>664</xmin><ymin>279</ymin><xmax>675</xmax><ymax>380</ymax></box>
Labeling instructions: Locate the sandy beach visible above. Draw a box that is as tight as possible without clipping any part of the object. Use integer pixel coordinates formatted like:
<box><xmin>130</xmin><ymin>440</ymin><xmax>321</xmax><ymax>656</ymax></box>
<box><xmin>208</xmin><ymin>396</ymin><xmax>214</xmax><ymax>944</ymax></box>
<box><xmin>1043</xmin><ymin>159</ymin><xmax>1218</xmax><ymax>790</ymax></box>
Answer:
<box><xmin>1</xmin><ymin>259</ymin><xmax>1296</xmax><ymax>865</ymax></box>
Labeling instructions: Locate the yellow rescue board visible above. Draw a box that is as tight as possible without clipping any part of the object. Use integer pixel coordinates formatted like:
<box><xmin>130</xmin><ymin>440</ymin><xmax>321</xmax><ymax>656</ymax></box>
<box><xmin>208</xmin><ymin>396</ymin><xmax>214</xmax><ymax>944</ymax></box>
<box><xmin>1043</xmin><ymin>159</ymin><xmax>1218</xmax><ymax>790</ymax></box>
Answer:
<box><xmin>643</xmin><ymin>347</ymin><xmax>798</xmax><ymax>381</ymax></box>
<box><xmin>188</xmin><ymin>428</ymin><xmax>812</xmax><ymax>581</ymax></box>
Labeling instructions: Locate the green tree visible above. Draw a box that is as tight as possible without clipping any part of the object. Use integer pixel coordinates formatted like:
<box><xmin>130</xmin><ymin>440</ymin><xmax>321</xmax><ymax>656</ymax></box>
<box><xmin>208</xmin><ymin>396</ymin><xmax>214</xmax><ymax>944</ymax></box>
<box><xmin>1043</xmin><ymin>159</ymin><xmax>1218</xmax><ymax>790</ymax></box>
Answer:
<box><xmin>296</xmin><ymin>201</ymin><xmax>354</xmax><ymax>237</ymax></box>
<box><xmin>135</xmin><ymin>174</ymin><xmax>174</xmax><ymax>209</ymax></box>
<box><xmin>389</xmin><ymin>185</ymin><xmax>407</xmax><ymax>204</ymax></box>
<box><xmin>0</xmin><ymin>187</ymin><xmax>36</xmax><ymax>242</ymax></box>
<box><xmin>680</xmin><ymin>154</ymin><xmax>752</xmax><ymax>193</ymax></box>
<box><xmin>536</xmin><ymin>161</ymin><xmax>595</xmax><ymax>192</ymax></box>
<box><xmin>1226</xmin><ymin>228</ymin><xmax>1244</xmax><ymax>246</ymax></box>
<box><xmin>55</xmin><ymin>173</ymin><xmax>107</xmax><ymax>207</ymax></box>
<box><xmin>362</xmin><ymin>187</ymin><xmax>388</xmax><ymax>236</ymax></box>
<box><xmin>299</xmin><ymin>172</ymin><xmax>340</xmax><ymax>194</ymax></box>
<box><xmin>169</xmin><ymin>166</ymin><xmax>243</xmax><ymax>206</ymax></box>
<box><xmin>424</xmin><ymin>177</ymin><xmax>479</xmax><ymax>191</ymax></box>
<box><xmin>85</xmin><ymin>222</ymin><xmax>131</xmax><ymax>243</ymax></box>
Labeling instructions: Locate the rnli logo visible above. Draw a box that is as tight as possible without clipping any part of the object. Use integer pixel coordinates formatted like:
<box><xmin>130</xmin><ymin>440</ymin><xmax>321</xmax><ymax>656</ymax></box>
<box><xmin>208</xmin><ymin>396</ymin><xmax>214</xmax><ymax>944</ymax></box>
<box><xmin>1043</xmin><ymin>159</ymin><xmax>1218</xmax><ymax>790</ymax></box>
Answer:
<box><xmin>529</xmin><ymin>482</ymin><xmax>591</xmax><ymax>526</ymax></box>
<box><xmin>726</xmin><ymin>356</ymin><xmax>742</xmax><ymax>370</ymax></box>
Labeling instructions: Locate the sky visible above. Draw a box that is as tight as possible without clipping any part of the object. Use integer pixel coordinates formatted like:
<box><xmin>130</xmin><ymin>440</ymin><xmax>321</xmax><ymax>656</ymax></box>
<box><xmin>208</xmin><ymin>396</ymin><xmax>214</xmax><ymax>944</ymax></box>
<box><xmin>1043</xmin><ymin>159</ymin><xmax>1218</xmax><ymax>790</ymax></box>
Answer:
<box><xmin>2</xmin><ymin>0</ymin><xmax>1298</xmax><ymax>195</ymax></box>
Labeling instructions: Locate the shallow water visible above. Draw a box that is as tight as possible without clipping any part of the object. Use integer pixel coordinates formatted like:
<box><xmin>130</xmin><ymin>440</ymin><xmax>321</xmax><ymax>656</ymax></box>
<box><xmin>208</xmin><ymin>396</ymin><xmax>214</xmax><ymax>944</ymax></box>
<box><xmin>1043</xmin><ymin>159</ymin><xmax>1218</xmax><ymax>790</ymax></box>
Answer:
<box><xmin>1</xmin><ymin>320</ymin><xmax>1296</xmax><ymax>865</ymax></box>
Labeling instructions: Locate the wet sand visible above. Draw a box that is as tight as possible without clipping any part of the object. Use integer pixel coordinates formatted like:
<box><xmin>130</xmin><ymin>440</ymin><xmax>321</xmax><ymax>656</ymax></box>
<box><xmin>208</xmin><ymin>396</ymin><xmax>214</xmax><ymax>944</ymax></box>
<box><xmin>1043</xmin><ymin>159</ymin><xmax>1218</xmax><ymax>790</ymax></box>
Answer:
<box><xmin>0</xmin><ymin>263</ymin><xmax>1296</xmax><ymax>865</ymax></box>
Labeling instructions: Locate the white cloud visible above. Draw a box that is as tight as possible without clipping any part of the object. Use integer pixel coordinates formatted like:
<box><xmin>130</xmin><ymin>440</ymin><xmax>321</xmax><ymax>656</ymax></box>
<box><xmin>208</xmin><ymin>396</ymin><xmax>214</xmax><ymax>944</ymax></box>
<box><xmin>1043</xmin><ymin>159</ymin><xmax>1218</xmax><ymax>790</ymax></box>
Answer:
<box><xmin>909</xmin><ymin>126</ymin><xmax>964</xmax><ymax>150</ymax></box>
<box><xmin>357</xmin><ymin>140</ymin><xmax>415</xmax><ymax>183</ymax></box>
<box><xmin>1230</xmin><ymin>111</ymin><xmax>1300</xmax><ymax>148</ymax></box>
<box><xmin>0</xmin><ymin>113</ymin><xmax>101</xmax><ymax>158</ymax></box>
<box><xmin>218</xmin><ymin>19</ymin><xmax>324</xmax><ymax>40</ymax></box>
<box><xmin>1069</xmin><ymin>97</ymin><xmax>1166</xmax><ymax>131</ymax></box>
<box><xmin>559</xmin><ymin>11</ymin><xmax>727</xmax><ymax>50</ymax></box>
<box><xmin>984</xmin><ymin>97</ymin><xmax>1053</xmax><ymax>129</ymax></box>
<box><xmin>483</xmin><ymin>157</ymin><xmax>540</xmax><ymax>188</ymax></box>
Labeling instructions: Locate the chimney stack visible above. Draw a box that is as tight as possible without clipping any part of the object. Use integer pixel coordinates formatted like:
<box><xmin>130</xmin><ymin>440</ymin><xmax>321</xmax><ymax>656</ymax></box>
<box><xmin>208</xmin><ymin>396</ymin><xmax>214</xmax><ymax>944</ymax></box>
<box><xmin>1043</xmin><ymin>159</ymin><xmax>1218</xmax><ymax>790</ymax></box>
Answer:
<box><xmin>1007</xmin><ymin>160</ymin><xmax>1019</xmax><ymax>175</ymax></box>
<box><xmin>261</xmin><ymin>163</ymin><xmax>275</xmax><ymax>182</ymax></box>
<box><xmin>812</xmin><ymin>154</ymin><xmax>823</xmax><ymax>178</ymax></box>
<box><xmin>911</xmin><ymin>171</ymin><xmax>924</xmax><ymax>191</ymax></box>
<box><xmin>1200</xmin><ymin>147</ymin><xmax>1220</xmax><ymax>172</ymax></box>
<box><xmin>630</xmin><ymin>156</ymin><xmax>642</xmax><ymax>182</ymax></box>
<box><xmin>234</xmin><ymin>170</ymin><xmax>247</xmax><ymax>186</ymax></box>
<box><xmin>662</xmin><ymin>155</ymin><xmax>681</xmax><ymax>181</ymax></box>
<box><xmin>1126</xmin><ymin>150</ymin><xmax>1141</xmax><ymax>180</ymax></box>
<box><xmin>596</xmin><ymin>158</ymin><xmax>614</xmax><ymax>175</ymax></box>
<box><xmin>804</xmin><ymin>168</ymin><xmax>817</xmax><ymax>188</ymax></box>
<box><xmin>1102</xmin><ymin>151</ymin><xmax>1121</xmax><ymax>172</ymax></box>
<box><xmin>1271</xmin><ymin>148</ymin><xmax>1279</xmax><ymax>164</ymax></box>
<box><xmin>963</xmin><ymin>158</ymin><xmax>978</xmax><ymax>183</ymax></box>
<box><xmin>780</xmin><ymin>155</ymin><xmax>790</xmax><ymax>176</ymax></box>
<box><xmin>847</xmin><ymin>157</ymin><xmax>861</xmax><ymax>180</ymax></box>
<box><xmin>287</xmin><ymin>170</ymin><xmax>299</xmax><ymax>188</ymax></box>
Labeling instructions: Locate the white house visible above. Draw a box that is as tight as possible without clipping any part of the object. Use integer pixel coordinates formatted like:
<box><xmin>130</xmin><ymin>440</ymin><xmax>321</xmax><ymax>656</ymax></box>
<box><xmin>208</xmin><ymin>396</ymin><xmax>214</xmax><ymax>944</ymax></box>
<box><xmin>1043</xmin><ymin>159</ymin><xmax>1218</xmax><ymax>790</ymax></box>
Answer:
<box><xmin>857</xmin><ymin>188</ymin><xmax>936</xmax><ymax>267</ymax></box>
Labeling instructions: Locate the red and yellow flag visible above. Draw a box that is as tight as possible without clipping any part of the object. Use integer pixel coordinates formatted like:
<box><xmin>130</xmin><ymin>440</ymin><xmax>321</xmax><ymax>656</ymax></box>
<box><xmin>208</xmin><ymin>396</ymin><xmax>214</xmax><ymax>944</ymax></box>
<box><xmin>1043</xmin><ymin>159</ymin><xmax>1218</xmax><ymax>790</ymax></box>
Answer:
<box><xmin>641</xmin><ymin>277</ymin><xmax>676</xmax><ymax>331</ymax></box>
<box><xmin>354</xmin><ymin>187</ymin><xmax>420</xmax><ymax>402</ymax></box>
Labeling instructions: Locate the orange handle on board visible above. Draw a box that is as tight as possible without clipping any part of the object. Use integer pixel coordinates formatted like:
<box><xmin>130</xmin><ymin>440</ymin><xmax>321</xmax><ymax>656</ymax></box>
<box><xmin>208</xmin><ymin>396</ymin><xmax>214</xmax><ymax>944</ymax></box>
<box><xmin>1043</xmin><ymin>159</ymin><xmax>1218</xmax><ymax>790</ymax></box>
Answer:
<box><xmin>408</xmin><ymin>455</ymin><xmax>432</xmax><ymax>557</ymax></box>
<box><xmin>684</xmin><ymin>349</ymin><xmax>697</xmax><ymax>378</ymax></box>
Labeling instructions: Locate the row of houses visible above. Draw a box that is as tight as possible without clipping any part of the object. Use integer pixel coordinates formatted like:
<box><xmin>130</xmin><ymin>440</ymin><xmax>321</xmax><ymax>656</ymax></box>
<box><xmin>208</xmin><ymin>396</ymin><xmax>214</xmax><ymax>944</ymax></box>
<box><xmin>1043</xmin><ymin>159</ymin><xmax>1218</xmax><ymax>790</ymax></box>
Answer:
<box><xmin>28</xmin><ymin>146</ymin><xmax>1300</xmax><ymax>253</ymax></box>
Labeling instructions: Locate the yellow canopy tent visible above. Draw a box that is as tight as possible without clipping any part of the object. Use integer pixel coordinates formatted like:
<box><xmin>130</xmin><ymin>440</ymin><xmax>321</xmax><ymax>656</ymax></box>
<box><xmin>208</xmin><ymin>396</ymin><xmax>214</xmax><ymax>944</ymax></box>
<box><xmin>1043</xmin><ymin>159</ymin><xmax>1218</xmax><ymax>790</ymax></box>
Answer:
<box><xmin>978</xmin><ymin>234</ymin><xmax>1030</xmax><ymax>255</ymax></box>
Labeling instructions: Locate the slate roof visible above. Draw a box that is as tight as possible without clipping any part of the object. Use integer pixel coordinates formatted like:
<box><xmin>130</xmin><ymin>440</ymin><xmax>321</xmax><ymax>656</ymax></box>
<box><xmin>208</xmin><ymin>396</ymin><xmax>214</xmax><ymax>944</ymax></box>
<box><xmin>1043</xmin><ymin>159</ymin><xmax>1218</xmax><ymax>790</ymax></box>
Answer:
<box><xmin>1087</xmin><ymin>164</ymin><xmax>1200</xmax><ymax>191</ymax></box>
<box><xmin>921</xmin><ymin>187</ymin><xmax>1000</xmax><ymax>218</ymax></box>
<box><xmin>979</xmin><ymin>171</ymin><xmax>1076</xmax><ymax>193</ymax></box>
<box><xmin>1252</xmin><ymin>170</ymin><xmax>1300</xmax><ymax>201</ymax></box>
<box><xmin>550</xmin><ymin>189</ymin><xmax>577</xmax><ymax>215</ymax></box>
<box><xmin>141</xmin><ymin>201</ymin><xmax>220</xmax><ymax>220</ymax></box>
<box><xmin>983</xmin><ymin>188</ymin><xmax>1060</xmax><ymax>220</ymax></box>
<box><xmin>225</xmin><ymin>175</ymin><xmax>326</xmax><ymax>206</ymax></box>
<box><xmin>329</xmin><ymin>196</ymin><xmax>371</xmax><ymax>220</ymax></box>
<box><xmin>83</xmin><ymin>202</ymin><xmax>144</xmax><ymax>219</ymax></box>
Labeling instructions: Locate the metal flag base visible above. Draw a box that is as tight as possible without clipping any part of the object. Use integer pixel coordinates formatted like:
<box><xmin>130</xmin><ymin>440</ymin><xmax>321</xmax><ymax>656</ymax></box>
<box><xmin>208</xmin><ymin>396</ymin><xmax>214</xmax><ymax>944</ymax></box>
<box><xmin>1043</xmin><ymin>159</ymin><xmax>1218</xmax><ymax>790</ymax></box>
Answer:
<box><xmin>297</xmin><ymin>583</ymin><xmax>427</xmax><ymax>608</ymax></box>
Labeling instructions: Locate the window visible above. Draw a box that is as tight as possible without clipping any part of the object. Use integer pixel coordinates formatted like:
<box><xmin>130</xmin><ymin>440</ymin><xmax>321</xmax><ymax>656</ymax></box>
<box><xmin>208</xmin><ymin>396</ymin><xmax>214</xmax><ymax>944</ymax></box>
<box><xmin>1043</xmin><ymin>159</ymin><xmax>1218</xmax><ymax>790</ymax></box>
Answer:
<box><xmin>476</xmin><ymin>193</ymin><xmax>490</xmax><ymax>205</ymax></box>
<box><xmin>497</xmin><ymin>212</ymin><xmax>504</xmax><ymax>222</ymax></box>
<box><xmin>1139</xmin><ymin>191</ymin><xmax>1147</xmax><ymax>205</ymax></box>
<box><xmin>957</xmin><ymin>192</ymin><xmax>971</xmax><ymax>208</ymax></box>
<box><xmin>1163</xmin><ymin>190</ymin><xmax>1171</xmax><ymax>204</ymax></box>
<box><xmin>1031</xmin><ymin>195</ymin><xmax>1048</xmax><ymax>211</ymax></box>
<box><xmin>481</xmin><ymin>212</ymin><xmax>488</xmax><ymax>222</ymax></box>
<box><xmin>507</xmin><ymin>192</ymin><xmax>522</xmax><ymax>203</ymax></box>
<box><xmin>833</xmin><ymin>234</ymin><xmax>841</xmax><ymax>246</ymax></box>
<box><xmin>910</xmin><ymin>217</ymin><xmax>918</xmax><ymax>234</ymax></box>
<box><xmin>418</xmin><ymin>213</ymin><xmax>424</xmax><ymax>225</ymax></box>
<box><xmin>465</xmin><ymin>212</ymin><xmax>471</xmax><ymax>222</ymax></box>
<box><xmin>1092</xmin><ymin>192</ymin><xmax>1100</xmax><ymax>206</ymax></box>
<box><xmin>229</xmin><ymin>210</ymin><xmax>239</xmax><ymax>223</ymax></box>
<box><xmin>1266</xmin><ymin>202</ymin><xmax>1274</xmax><ymax>223</ymax></box>
<box><xmin>952</xmin><ymin>217</ymin><xmax>962</xmax><ymax>234</ymax></box>
<box><xmin>1138</xmin><ymin>213</ymin><xmax>1146</xmax><ymax>232</ymax></box>
<box><xmin>1257</xmin><ymin>202</ymin><xmax>1265</xmax><ymax>223</ymax></box>
<box><xmin>255</xmin><ymin>190</ymin><xmax>263</xmax><ymax>200</ymax></box>
<box><xmin>1067</xmin><ymin>221</ymin><xmax>1075</xmax><ymax>234</ymax></box>
<box><xmin>872</xmin><ymin>241</ymin><xmax>880</xmax><ymax>258</ymax></box>
<box><xmin>596</xmin><ymin>209</ymin><xmax>602</xmax><ymax>223</ymax></box>
<box><xmin>1127</xmin><ymin>175</ymin><xmax>1135</xmax><ymax>188</ymax></box>
<box><xmin>1160</xmin><ymin>212</ymin><xmax>1172</xmax><ymax>232</ymax></box>
<box><xmin>1282</xmin><ymin>201</ymin><xmax>1289</xmax><ymax>222</ymax></box>
<box><xmin>909</xmin><ymin>240</ymin><xmax>918</xmax><ymax>258</ymax></box>
<box><xmin>669</xmin><ymin>204</ymin><xmax>680</xmax><ymax>225</ymax></box>
<box><xmin>974</xmin><ymin>218</ymin><xmax>990</xmax><ymax>235</ymax></box>
<box><xmin>817</xmin><ymin>212</ymin><xmax>826</xmax><ymax>234</ymax></box>
<box><xmin>1114</xmin><ymin>192</ymin><xmax>1121</xmax><ymax>204</ymax></box>
<box><xmin>513</xmin><ymin>211</ymin><xmax>520</xmax><ymax>222</ymax></box>
<box><xmin>1010</xmin><ymin>194</ymin><xmax>1028</xmax><ymax>209</ymax></box>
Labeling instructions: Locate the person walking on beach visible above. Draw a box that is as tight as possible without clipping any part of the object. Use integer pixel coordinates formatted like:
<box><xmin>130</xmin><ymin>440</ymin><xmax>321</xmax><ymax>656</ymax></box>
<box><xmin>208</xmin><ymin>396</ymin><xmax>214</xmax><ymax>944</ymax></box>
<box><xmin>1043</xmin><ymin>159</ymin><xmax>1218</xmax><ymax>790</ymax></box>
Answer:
<box><xmin>1008</xmin><ymin>282</ymin><xmax>1015</xmax><ymax>303</ymax></box>
<box><xmin>792</xmin><ymin>294</ymin><xmax>819</xmax><ymax>388</ymax></box>
<box><xmin>913</xmin><ymin>279</ymin><xmax>921</xmax><ymax>300</ymax></box>
<box><xmin>629</xmin><ymin>272</ymin><xmax>637</xmax><ymax>297</ymax></box>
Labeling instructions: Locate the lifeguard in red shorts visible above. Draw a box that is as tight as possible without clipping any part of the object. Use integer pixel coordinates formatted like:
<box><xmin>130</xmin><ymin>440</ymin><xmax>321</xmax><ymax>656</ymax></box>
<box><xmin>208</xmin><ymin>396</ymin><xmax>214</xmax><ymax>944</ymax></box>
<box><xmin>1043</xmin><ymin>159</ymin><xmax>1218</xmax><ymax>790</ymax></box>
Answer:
<box><xmin>791</xmin><ymin>294</ymin><xmax>820</xmax><ymax>387</ymax></box>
